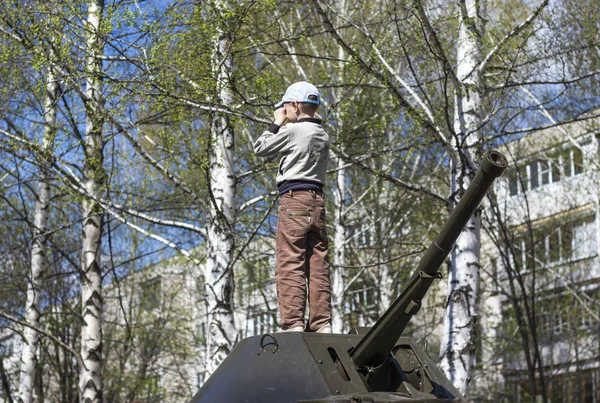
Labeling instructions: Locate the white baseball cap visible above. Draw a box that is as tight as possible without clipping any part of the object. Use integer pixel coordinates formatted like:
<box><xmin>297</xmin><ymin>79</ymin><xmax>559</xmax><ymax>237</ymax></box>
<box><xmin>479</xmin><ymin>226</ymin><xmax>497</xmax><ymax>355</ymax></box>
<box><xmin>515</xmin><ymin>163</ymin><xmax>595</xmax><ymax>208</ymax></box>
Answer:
<box><xmin>274</xmin><ymin>81</ymin><xmax>322</xmax><ymax>108</ymax></box>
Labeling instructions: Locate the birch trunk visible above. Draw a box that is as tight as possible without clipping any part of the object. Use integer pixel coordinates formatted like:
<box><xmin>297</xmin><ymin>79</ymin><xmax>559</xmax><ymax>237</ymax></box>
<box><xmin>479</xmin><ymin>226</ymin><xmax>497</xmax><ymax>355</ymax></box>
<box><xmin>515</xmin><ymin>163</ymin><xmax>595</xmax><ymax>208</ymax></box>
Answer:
<box><xmin>18</xmin><ymin>64</ymin><xmax>58</xmax><ymax>403</ymax></box>
<box><xmin>331</xmin><ymin>0</ymin><xmax>348</xmax><ymax>333</ymax></box>
<box><xmin>204</xmin><ymin>0</ymin><xmax>238</xmax><ymax>375</ymax></box>
<box><xmin>378</xmin><ymin>166</ymin><xmax>395</xmax><ymax>311</ymax></box>
<box><xmin>331</xmin><ymin>155</ymin><xmax>346</xmax><ymax>333</ymax></box>
<box><xmin>378</xmin><ymin>262</ymin><xmax>394</xmax><ymax>311</ymax></box>
<box><xmin>438</xmin><ymin>0</ymin><xmax>486</xmax><ymax>394</ymax></box>
<box><xmin>79</xmin><ymin>1</ymin><xmax>105</xmax><ymax>401</ymax></box>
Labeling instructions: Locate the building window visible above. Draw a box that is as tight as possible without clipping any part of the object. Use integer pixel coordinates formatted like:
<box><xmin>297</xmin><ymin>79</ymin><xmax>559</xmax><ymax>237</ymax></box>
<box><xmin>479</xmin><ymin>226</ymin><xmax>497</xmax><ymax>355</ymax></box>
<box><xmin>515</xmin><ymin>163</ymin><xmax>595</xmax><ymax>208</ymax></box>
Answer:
<box><xmin>140</xmin><ymin>277</ymin><xmax>162</xmax><ymax>311</ymax></box>
<box><xmin>573</xmin><ymin>147</ymin><xmax>584</xmax><ymax>175</ymax></box>
<box><xmin>252</xmin><ymin>311</ymin><xmax>276</xmax><ymax>335</ymax></box>
<box><xmin>240</xmin><ymin>257</ymin><xmax>272</xmax><ymax>304</ymax></box>
<box><xmin>562</xmin><ymin>147</ymin><xmax>584</xmax><ymax>177</ymax></box>
<box><xmin>581</xmin><ymin>304</ymin><xmax>594</xmax><ymax>330</ymax></box>
<box><xmin>507</xmin><ymin>145</ymin><xmax>584</xmax><ymax>197</ymax></box>
<box><xmin>196</xmin><ymin>322</ymin><xmax>206</xmax><ymax>345</ymax></box>
<box><xmin>528</xmin><ymin>162</ymin><xmax>539</xmax><ymax>189</ymax></box>
<box><xmin>490</xmin><ymin>258</ymin><xmax>500</xmax><ymax>294</ymax></box>
<box><xmin>513</xmin><ymin>214</ymin><xmax>595</xmax><ymax>270</ymax></box>
<box><xmin>552</xmin><ymin>311</ymin><xmax>565</xmax><ymax>335</ymax></box>
<box><xmin>537</xmin><ymin>289</ymin><xmax>600</xmax><ymax>339</ymax></box>
<box><xmin>539</xmin><ymin>309</ymin><xmax>552</xmax><ymax>335</ymax></box>
<box><xmin>572</xmin><ymin>215</ymin><xmax>596</xmax><ymax>260</ymax></box>
<box><xmin>347</xmin><ymin>282</ymin><xmax>377</xmax><ymax>316</ymax></box>
<box><xmin>509</xmin><ymin>170</ymin><xmax>519</xmax><ymax>196</ymax></box>
<box><xmin>540</xmin><ymin>160</ymin><xmax>551</xmax><ymax>185</ymax></box>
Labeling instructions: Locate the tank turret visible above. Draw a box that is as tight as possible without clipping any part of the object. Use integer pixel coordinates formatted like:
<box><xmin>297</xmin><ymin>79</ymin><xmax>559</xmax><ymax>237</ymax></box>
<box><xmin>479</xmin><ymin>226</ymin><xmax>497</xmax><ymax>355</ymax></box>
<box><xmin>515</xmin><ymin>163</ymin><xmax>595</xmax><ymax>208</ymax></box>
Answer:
<box><xmin>190</xmin><ymin>150</ymin><xmax>508</xmax><ymax>403</ymax></box>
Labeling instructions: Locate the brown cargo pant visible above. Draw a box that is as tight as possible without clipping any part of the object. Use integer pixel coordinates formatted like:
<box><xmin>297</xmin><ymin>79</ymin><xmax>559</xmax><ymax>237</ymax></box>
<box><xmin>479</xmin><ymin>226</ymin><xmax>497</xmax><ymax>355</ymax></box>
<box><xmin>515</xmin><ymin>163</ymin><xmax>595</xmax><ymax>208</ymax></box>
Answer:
<box><xmin>276</xmin><ymin>189</ymin><xmax>332</xmax><ymax>331</ymax></box>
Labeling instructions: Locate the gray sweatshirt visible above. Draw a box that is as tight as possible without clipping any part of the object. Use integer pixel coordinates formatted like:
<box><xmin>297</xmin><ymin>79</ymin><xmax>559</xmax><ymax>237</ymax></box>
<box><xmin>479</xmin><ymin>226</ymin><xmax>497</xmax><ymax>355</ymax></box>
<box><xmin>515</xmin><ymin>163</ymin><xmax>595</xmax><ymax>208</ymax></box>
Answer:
<box><xmin>254</xmin><ymin>118</ymin><xmax>329</xmax><ymax>190</ymax></box>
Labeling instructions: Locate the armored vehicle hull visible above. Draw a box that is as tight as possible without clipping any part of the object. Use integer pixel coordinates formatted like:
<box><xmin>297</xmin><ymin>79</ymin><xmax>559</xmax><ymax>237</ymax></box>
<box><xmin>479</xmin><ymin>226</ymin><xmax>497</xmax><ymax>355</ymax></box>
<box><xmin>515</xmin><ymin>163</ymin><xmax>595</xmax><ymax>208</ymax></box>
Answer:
<box><xmin>190</xmin><ymin>332</ymin><xmax>463</xmax><ymax>403</ymax></box>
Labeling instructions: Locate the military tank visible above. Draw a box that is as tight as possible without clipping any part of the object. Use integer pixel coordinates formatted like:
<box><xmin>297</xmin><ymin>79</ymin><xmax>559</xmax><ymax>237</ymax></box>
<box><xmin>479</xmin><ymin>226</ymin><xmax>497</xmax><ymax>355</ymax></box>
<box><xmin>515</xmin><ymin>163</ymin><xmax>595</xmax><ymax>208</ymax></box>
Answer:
<box><xmin>190</xmin><ymin>150</ymin><xmax>508</xmax><ymax>403</ymax></box>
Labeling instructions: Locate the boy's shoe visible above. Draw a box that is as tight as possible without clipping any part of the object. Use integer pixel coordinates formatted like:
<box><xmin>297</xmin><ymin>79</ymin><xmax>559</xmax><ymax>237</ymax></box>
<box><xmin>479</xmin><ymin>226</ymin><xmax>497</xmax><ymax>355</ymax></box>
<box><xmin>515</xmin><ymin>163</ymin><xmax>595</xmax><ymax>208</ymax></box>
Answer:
<box><xmin>315</xmin><ymin>323</ymin><xmax>332</xmax><ymax>334</ymax></box>
<box><xmin>277</xmin><ymin>325</ymin><xmax>304</xmax><ymax>333</ymax></box>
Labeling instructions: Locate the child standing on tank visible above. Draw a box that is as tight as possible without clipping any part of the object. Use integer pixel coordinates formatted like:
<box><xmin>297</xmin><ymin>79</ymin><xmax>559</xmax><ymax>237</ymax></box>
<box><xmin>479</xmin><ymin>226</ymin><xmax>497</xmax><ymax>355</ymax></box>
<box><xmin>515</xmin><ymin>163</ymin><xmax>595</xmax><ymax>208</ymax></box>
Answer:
<box><xmin>253</xmin><ymin>81</ymin><xmax>332</xmax><ymax>333</ymax></box>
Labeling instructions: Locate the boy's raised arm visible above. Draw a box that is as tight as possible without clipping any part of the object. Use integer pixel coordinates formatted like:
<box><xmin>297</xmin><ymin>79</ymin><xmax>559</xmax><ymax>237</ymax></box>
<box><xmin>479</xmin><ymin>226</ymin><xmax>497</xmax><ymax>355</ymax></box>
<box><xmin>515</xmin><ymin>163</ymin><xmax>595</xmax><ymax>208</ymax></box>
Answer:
<box><xmin>253</xmin><ymin>108</ymin><xmax>292</xmax><ymax>156</ymax></box>
<box><xmin>253</xmin><ymin>124</ymin><xmax>291</xmax><ymax>156</ymax></box>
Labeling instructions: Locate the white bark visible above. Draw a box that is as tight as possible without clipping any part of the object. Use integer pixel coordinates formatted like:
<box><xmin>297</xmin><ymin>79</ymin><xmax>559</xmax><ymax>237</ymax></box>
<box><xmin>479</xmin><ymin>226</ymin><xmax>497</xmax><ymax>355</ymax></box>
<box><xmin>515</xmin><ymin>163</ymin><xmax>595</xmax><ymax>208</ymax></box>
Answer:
<box><xmin>79</xmin><ymin>1</ymin><xmax>105</xmax><ymax>402</ymax></box>
<box><xmin>332</xmin><ymin>155</ymin><xmax>346</xmax><ymax>333</ymax></box>
<box><xmin>438</xmin><ymin>0</ymin><xmax>486</xmax><ymax>394</ymax></box>
<box><xmin>18</xmin><ymin>64</ymin><xmax>59</xmax><ymax>403</ymax></box>
<box><xmin>378</xmin><ymin>262</ymin><xmax>394</xmax><ymax>311</ymax></box>
<box><xmin>205</xmin><ymin>0</ymin><xmax>238</xmax><ymax>376</ymax></box>
<box><xmin>378</xmin><ymin>160</ymin><xmax>395</xmax><ymax>311</ymax></box>
<box><xmin>330</xmin><ymin>0</ymin><xmax>348</xmax><ymax>334</ymax></box>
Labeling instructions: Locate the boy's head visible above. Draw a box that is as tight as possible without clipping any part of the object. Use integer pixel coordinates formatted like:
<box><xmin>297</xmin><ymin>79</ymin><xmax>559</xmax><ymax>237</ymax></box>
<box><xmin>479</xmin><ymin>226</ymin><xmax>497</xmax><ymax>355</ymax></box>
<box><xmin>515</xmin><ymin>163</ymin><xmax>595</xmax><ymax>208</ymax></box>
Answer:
<box><xmin>275</xmin><ymin>81</ymin><xmax>321</xmax><ymax>122</ymax></box>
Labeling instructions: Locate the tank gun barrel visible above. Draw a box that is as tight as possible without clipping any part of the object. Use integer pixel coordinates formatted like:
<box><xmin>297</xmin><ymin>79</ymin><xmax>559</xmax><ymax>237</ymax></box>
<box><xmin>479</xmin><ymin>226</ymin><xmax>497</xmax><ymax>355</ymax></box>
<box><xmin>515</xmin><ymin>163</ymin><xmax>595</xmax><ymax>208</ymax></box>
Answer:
<box><xmin>350</xmin><ymin>150</ymin><xmax>508</xmax><ymax>370</ymax></box>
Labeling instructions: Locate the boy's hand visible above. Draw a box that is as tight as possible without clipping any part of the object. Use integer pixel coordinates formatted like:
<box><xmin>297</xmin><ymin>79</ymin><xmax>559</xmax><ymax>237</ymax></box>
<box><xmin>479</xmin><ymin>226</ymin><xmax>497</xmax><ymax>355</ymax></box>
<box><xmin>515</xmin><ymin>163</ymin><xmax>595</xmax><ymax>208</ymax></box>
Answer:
<box><xmin>273</xmin><ymin>108</ymin><xmax>286</xmax><ymax>126</ymax></box>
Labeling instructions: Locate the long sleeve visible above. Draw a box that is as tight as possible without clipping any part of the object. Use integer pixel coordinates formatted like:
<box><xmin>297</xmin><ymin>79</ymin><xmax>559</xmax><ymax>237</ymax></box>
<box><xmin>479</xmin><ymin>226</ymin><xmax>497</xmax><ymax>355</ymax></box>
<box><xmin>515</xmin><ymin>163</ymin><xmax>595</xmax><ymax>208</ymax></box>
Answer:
<box><xmin>253</xmin><ymin>123</ymin><xmax>293</xmax><ymax>157</ymax></box>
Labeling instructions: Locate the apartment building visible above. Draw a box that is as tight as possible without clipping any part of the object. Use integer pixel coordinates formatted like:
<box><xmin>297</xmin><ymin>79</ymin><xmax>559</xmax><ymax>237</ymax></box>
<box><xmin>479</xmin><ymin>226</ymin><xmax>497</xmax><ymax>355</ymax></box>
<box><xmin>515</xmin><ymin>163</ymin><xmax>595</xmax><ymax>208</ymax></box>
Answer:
<box><xmin>476</xmin><ymin>117</ymin><xmax>600</xmax><ymax>403</ymax></box>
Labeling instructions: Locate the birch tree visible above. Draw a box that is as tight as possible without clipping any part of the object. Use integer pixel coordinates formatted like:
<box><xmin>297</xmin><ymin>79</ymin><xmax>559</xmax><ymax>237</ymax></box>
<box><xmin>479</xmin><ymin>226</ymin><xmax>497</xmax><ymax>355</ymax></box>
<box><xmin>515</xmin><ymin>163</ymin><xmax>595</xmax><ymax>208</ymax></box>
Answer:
<box><xmin>330</xmin><ymin>0</ymin><xmax>349</xmax><ymax>334</ymax></box>
<box><xmin>204</xmin><ymin>0</ymin><xmax>238</xmax><ymax>375</ymax></box>
<box><xmin>436</xmin><ymin>0</ymin><xmax>487</xmax><ymax>389</ymax></box>
<box><xmin>0</xmin><ymin>4</ymin><xmax>75</xmax><ymax>401</ymax></box>
<box><xmin>18</xmin><ymin>61</ymin><xmax>59</xmax><ymax>403</ymax></box>
<box><xmin>79</xmin><ymin>0</ymin><xmax>106</xmax><ymax>401</ymax></box>
<box><xmin>332</xmin><ymin>151</ymin><xmax>347</xmax><ymax>332</ymax></box>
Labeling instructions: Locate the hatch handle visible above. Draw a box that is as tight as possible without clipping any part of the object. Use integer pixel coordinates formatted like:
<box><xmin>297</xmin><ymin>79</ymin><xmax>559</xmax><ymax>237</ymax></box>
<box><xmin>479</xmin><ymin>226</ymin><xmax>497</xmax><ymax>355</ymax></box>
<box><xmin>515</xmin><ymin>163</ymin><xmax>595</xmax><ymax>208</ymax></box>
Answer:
<box><xmin>258</xmin><ymin>333</ymin><xmax>279</xmax><ymax>355</ymax></box>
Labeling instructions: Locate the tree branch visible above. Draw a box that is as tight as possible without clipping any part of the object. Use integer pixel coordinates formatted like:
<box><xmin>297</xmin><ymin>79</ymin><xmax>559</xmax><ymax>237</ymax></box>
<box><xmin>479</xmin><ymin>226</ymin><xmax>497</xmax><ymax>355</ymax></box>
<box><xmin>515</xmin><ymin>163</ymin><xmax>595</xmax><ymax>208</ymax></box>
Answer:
<box><xmin>0</xmin><ymin>310</ymin><xmax>85</xmax><ymax>369</ymax></box>
<box><xmin>478</xmin><ymin>0</ymin><xmax>549</xmax><ymax>74</ymax></box>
